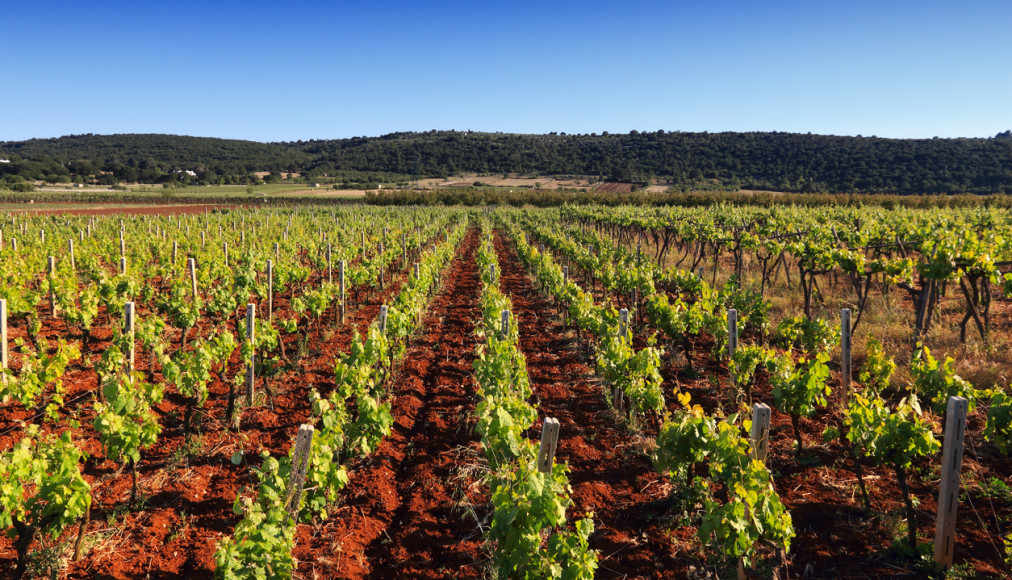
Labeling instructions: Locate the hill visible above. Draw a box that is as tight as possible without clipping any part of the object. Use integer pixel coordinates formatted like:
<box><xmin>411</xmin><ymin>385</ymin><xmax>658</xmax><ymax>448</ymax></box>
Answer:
<box><xmin>2</xmin><ymin>130</ymin><xmax>1011</xmax><ymax>194</ymax></box>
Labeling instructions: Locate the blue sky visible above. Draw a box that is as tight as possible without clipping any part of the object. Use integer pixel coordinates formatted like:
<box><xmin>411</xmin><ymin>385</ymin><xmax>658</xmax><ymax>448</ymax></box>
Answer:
<box><xmin>3</xmin><ymin>0</ymin><xmax>1010</xmax><ymax>142</ymax></box>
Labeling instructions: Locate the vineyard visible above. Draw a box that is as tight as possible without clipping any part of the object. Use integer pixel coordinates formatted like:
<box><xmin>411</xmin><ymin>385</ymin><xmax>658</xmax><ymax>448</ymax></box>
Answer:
<box><xmin>0</xmin><ymin>203</ymin><xmax>1010</xmax><ymax>579</ymax></box>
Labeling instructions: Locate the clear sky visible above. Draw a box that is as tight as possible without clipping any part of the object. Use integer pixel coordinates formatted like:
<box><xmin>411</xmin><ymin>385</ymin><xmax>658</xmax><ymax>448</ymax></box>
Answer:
<box><xmin>3</xmin><ymin>0</ymin><xmax>1010</xmax><ymax>142</ymax></box>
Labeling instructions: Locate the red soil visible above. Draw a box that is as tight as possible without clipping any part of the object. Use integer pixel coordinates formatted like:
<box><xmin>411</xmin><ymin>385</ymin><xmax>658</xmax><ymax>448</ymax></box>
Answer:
<box><xmin>291</xmin><ymin>228</ymin><xmax>487</xmax><ymax>578</ymax></box>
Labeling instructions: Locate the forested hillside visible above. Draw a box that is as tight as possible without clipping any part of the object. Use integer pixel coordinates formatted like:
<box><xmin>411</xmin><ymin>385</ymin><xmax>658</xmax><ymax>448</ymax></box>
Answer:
<box><xmin>2</xmin><ymin>130</ymin><xmax>1011</xmax><ymax>193</ymax></box>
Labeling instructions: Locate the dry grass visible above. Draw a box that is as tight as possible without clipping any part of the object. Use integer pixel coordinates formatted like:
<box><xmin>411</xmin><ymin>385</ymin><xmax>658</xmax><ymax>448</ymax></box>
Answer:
<box><xmin>624</xmin><ymin>232</ymin><xmax>1012</xmax><ymax>392</ymax></box>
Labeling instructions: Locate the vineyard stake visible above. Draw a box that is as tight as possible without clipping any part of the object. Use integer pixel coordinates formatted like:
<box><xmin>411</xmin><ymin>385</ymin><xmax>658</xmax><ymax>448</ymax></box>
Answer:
<box><xmin>490</xmin><ymin>264</ymin><xmax>496</xmax><ymax>284</ymax></box>
<box><xmin>79</xmin><ymin>230</ymin><xmax>83</xmax><ymax>242</ymax></box>
<box><xmin>402</xmin><ymin>232</ymin><xmax>407</xmax><ymax>268</ymax></box>
<box><xmin>245</xmin><ymin>304</ymin><xmax>255</xmax><ymax>404</ymax></box>
<box><xmin>378</xmin><ymin>305</ymin><xmax>388</xmax><ymax>333</ymax></box>
<box><xmin>223</xmin><ymin>241</ymin><xmax>228</xmax><ymax>265</ymax></box>
<box><xmin>48</xmin><ymin>256</ymin><xmax>56</xmax><ymax>317</ymax></box>
<box><xmin>500</xmin><ymin>309</ymin><xmax>510</xmax><ymax>340</ymax></box>
<box><xmin>124</xmin><ymin>302</ymin><xmax>136</xmax><ymax>374</ymax></box>
<box><xmin>284</xmin><ymin>424</ymin><xmax>315</xmax><ymax>520</ymax></box>
<box><xmin>40</xmin><ymin>229</ymin><xmax>45</xmax><ymax>244</ymax></box>
<box><xmin>631</xmin><ymin>288</ymin><xmax>637</xmax><ymax>325</ymax></box>
<box><xmin>619</xmin><ymin>308</ymin><xmax>630</xmax><ymax>342</ymax></box>
<box><xmin>379</xmin><ymin>241</ymin><xmax>385</xmax><ymax>290</ymax></box>
<box><xmin>119</xmin><ymin>231</ymin><xmax>125</xmax><ymax>256</ymax></box>
<box><xmin>188</xmin><ymin>258</ymin><xmax>198</xmax><ymax>298</ymax></box>
<box><xmin>536</xmin><ymin>417</ymin><xmax>560</xmax><ymax>473</ymax></box>
<box><xmin>120</xmin><ymin>257</ymin><xmax>127</xmax><ymax>275</ymax></box>
<box><xmin>933</xmin><ymin>396</ymin><xmax>969</xmax><ymax>569</ymax></box>
<box><xmin>201</xmin><ymin>230</ymin><xmax>205</xmax><ymax>247</ymax></box>
<box><xmin>68</xmin><ymin>239</ymin><xmax>75</xmax><ymax>271</ymax></box>
<box><xmin>841</xmin><ymin>308</ymin><xmax>852</xmax><ymax>403</ymax></box>
<box><xmin>414</xmin><ymin>262</ymin><xmax>419</xmax><ymax>279</ymax></box>
<box><xmin>338</xmin><ymin>260</ymin><xmax>346</xmax><ymax>325</ymax></box>
<box><xmin>0</xmin><ymin>229</ymin><xmax>3</xmax><ymax>250</ymax></box>
<box><xmin>750</xmin><ymin>403</ymin><xmax>772</xmax><ymax>462</ymax></box>
<box><xmin>267</xmin><ymin>260</ymin><xmax>274</xmax><ymax>320</ymax></box>
<box><xmin>327</xmin><ymin>243</ymin><xmax>333</xmax><ymax>284</ymax></box>
<box><xmin>727</xmin><ymin>308</ymin><xmax>738</xmax><ymax>384</ymax></box>
<box><xmin>172</xmin><ymin>241</ymin><xmax>178</xmax><ymax>265</ymax></box>
<box><xmin>0</xmin><ymin>299</ymin><xmax>7</xmax><ymax>385</ymax></box>
<box><xmin>11</xmin><ymin>238</ymin><xmax>15</xmax><ymax>253</ymax></box>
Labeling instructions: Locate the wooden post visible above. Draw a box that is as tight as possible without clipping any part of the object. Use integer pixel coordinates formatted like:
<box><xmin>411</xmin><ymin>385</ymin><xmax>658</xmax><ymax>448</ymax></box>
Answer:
<box><xmin>48</xmin><ymin>256</ymin><xmax>56</xmax><ymax>317</ymax></box>
<box><xmin>40</xmin><ymin>229</ymin><xmax>45</xmax><ymax>244</ymax></box>
<box><xmin>79</xmin><ymin>230</ymin><xmax>84</xmax><ymax>242</ymax></box>
<box><xmin>727</xmin><ymin>309</ymin><xmax>738</xmax><ymax>357</ymax></box>
<box><xmin>490</xmin><ymin>264</ymin><xmax>496</xmax><ymax>284</ymax></box>
<box><xmin>0</xmin><ymin>299</ymin><xmax>7</xmax><ymax>384</ymax></box>
<box><xmin>223</xmin><ymin>241</ymin><xmax>228</xmax><ymax>265</ymax></box>
<box><xmin>933</xmin><ymin>396</ymin><xmax>969</xmax><ymax>569</ymax></box>
<box><xmin>414</xmin><ymin>262</ymin><xmax>420</xmax><ymax>279</ymax></box>
<box><xmin>841</xmin><ymin>308</ymin><xmax>852</xmax><ymax>401</ymax></box>
<box><xmin>124</xmin><ymin>302</ymin><xmax>136</xmax><ymax>374</ymax></box>
<box><xmin>728</xmin><ymin>308</ymin><xmax>738</xmax><ymax>384</ymax></box>
<box><xmin>536</xmin><ymin>417</ymin><xmax>560</xmax><ymax>473</ymax></box>
<box><xmin>378</xmin><ymin>305</ymin><xmax>388</xmax><ymax>333</ymax></box>
<box><xmin>119</xmin><ymin>231</ymin><xmax>125</xmax><ymax>256</ymax></box>
<box><xmin>245</xmin><ymin>304</ymin><xmax>255</xmax><ymax>404</ymax></box>
<box><xmin>327</xmin><ymin>244</ymin><xmax>333</xmax><ymax>284</ymax></box>
<box><xmin>274</xmin><ymin>242</ymin><xmax>279</xmax><ymax>259</ymax></box>
<box><xmin>283</xmin><ymin>424</ymin><xmax>315</xmax><ymax>520</ymax></box>
<box><xmin>619</xmin><ymin>308</ymin><xmax>630</xmax><ymax>342</ymax></box>
<box><xmin>188</xmin><ymin>258</ymin><xmax>198</xmax><ymax>298</ymax></box>
<box><xmin>266</xmin><ymin>260</ymin><xmax>274</xmax><ymax>320</ymax></box>
<box><xmin>500</xmin><ymin>309</ymin><xmax>510</xmax><ymax>340</ymax></box>
<box><xmin>338</xmin><ymin>260</ymin><xmax>347</xmax><ymax>324</ymax></box>
<box><xmin>201</xmin><ymin>230</ymin><xmax>206</xmax><ymax>247</ymax></box>
<box><xmin>120</xmin><ymin>257</ymin><xmax>127</xmax><ymax>275</ymax></box>
<box><xmin>172</xmin><ymin>241</ymin><xmax>178</xmax><ymax>265</ymax></box>
<box><xmin>378</xmin><ymin>241</ymin><xmax>385</xmax><ymax>290</ymax></box>
<box><xmin>750</xmin><ymin>403</ymin><xmax>772</xmax><ymax>461</ymax></box>
<box><xmin>10</xmin><ymin>238</ymin><xmax>14</xmax><ymax>253</ymax></box>
<box><xmin>402</xmin><ymin>232</ymin><xmax>407</xmax><ymax>268</ymax></box>
<box><xmin>68</xmin><ymin>239</ymin><xmax>75</xmax><ymax>271</ymax></box>
<box><xmin>631</xmin><ymin>288</ymin><xmax>637</xmax><ymax>325</ymax></box>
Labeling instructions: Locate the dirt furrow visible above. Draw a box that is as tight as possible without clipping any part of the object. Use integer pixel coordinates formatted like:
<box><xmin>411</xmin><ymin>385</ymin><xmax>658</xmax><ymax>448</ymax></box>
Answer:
<box><xmin>492</xmin><ymin>231</ymin><xmax>689</xmax><ymax>579</ymax></box>
<box><xmin>292</xmin><ymin>228</ymin><xmax>485</xmax><ymax>579</ymax></box>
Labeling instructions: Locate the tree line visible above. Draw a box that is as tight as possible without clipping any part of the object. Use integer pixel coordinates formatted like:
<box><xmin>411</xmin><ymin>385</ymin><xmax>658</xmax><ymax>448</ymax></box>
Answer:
<box><xmin>2</xmin><ymin>130</ymin><xmax>1011</xmax><ymax>194</ymax></box>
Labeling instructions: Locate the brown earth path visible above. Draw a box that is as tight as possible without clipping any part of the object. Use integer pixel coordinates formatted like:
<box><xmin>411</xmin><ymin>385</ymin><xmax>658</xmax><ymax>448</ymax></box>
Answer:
<box><xmin>292</xmin><ymin>227</ymin><xmax>487</xmax><ymax>579</ymax></box>
<box><xmin>492</xmin><ymin>230</ymin><xmax>692</xmax><ymax>579</ymax></box>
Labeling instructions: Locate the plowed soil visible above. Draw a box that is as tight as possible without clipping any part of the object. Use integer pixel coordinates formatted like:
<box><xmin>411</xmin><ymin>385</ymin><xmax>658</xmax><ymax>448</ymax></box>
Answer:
<box><xmin>290</xmin><ymin>228</ymin><xmax>488</xmax><ymax>578</ymax></box>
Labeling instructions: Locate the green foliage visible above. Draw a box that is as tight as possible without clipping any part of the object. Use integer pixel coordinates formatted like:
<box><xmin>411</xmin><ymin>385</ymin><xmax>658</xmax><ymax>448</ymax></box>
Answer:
<box><xmin>93</xmin><ymin>374</ymin><xmax>163</xmax><ymax>466</ymax></box>
<box><xmin>910</xmin><ymin>346</ymin><xmax>977</xmax><ymax>414</ymax></box>
<box><xmin>1</xmin><ymin>339</ymin><xmax>80</xmax><ymax>419</ymax></box>
<box><xmin>770</xmin><ymin>352</ymin><xmax>831</xmax><ymax>450</ymax></box>
<box><xmin>859</xmin><ymin>338</ymin><xmax>895</xmax><ymax>394</ymax></box>
<box><xmin>0</xmin><ymin>425</ymin><xmax>91</xmax><ymax>575</ymax></box>
<box><xmin>695</xmin><ymin>419</ymin><xmax>795</xmax><ymax>566</ymax></box>
<box><xmin>984</xmin><ymin>389</ymin><xmax>1012</xmax><ymax>453</ymax></box>
<box><xmin>729</xmin><ymin>344</ymin><xmax>773</xmax><ymax>392</ymax></box>
<box><xmin>214</xmin><ymin>456</ymin><xmax>297</xmax><ymax>580</ymax></box>
<box><xmin>844</xmin><ymin>393</ymin><xmax>940</xmax><ymax>470</ymax></box>
<box><xmin>775</xmin><ymin>316</ymin><xmax>836</xmax><ymax>355</ymax></box>
<box><xmin>653</xmin><ymin>400</ymin><xmax>716</xmax><ymax>486</ymax></box>
<box><xmin>488</xmin><ymin>454</ymin><xmax>597</xmax><ymax>580</ymax></box>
